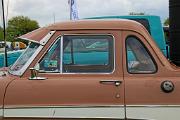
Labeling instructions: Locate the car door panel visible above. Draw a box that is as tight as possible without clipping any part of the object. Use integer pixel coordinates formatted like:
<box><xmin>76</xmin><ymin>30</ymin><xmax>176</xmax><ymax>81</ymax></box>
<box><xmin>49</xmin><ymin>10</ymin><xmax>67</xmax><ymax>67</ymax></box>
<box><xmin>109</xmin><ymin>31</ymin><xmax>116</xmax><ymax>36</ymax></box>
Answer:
<box><xmin>4</xmin><ymin>77</ymin><xmax>124</xmax><ymax>119</ymax></box>
<box><xmin>123</xmin><ymin>31</ymin><xmax>180</xmax><ymax>120</ymax></box>
<box><xmin>4</xmin><ymin>31</ymin><xmax>125</xmax><ymax>119</ymax></box>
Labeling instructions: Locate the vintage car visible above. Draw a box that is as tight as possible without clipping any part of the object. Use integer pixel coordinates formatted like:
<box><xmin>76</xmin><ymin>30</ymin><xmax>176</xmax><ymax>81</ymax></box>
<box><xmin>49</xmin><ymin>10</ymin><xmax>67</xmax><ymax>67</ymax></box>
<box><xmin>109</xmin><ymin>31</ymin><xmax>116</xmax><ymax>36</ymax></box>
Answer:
<box><xmin>0</xmin><ymin>20</ymin><xmax>180</xmax><ymax>120</ymax></box>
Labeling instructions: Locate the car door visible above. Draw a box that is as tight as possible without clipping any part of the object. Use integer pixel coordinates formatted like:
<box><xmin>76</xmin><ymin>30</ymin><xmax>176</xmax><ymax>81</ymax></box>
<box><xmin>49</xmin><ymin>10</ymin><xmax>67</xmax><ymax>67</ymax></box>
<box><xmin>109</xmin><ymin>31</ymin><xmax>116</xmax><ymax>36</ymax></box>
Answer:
<box><xmin>4</xmin><ymin>30</ymin><xmax>125</xmax><ymax>120</ymax></box>
<box><xmin>123</xmin><ymin>31</ymin><xmax>180</xmax><ymax>120</ymax></box>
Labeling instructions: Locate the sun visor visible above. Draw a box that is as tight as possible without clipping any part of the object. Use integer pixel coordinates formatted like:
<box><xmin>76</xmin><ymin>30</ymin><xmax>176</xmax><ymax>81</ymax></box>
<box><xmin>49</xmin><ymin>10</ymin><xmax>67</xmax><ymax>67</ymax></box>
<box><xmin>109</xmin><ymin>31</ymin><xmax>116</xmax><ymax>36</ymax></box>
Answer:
<box><xmin>18</xmin><ymin>27</ymin><xmax>50</xmax><ymax>44</ymax></box>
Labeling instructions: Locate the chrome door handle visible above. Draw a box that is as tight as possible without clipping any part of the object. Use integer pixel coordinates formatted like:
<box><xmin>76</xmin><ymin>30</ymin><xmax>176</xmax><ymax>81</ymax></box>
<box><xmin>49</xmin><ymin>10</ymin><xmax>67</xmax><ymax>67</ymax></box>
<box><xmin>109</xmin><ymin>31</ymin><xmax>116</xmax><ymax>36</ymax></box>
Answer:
<box><xmin>100</xmin><ymin>80</ymin><xmax>122</xmax><ymax>86</ymax></box>
<box><xmin>29</xmin><ymin>77</ymin><xmax>46</xmax><ymax>80</ymax></box>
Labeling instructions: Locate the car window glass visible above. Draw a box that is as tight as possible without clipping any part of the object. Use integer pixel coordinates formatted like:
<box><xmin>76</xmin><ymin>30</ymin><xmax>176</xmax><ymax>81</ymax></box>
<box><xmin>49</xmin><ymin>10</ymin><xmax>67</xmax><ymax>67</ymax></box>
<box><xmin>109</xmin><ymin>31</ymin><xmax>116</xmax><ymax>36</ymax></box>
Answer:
<box><xmin>11</xmin><ymin>42</ymin><xmax>40</xmax><ymax>72</ymax></box>
<box><xmin>37</xmin><ymin>38</ymin><xmax>61</xmax><ymax>73</ymax></box>
<box><xmin>126</xmin><ymin>36</ymin><xmax>156</xmax><ymax>73</ymax></box>
<box><xmin>63</xmin><ymin>35</ymin><xmax>114</xmax><ymax>73</ymax></box>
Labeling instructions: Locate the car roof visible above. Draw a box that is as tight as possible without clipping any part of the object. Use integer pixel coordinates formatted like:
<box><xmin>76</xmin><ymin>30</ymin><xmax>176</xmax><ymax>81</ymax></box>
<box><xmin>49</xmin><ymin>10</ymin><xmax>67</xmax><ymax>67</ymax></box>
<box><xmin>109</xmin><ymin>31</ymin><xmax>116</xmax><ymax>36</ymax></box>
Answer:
<box><xmin>19</xmin><ymin>19</ymin><xmax>148</xmax><ymax>43</ymax></box>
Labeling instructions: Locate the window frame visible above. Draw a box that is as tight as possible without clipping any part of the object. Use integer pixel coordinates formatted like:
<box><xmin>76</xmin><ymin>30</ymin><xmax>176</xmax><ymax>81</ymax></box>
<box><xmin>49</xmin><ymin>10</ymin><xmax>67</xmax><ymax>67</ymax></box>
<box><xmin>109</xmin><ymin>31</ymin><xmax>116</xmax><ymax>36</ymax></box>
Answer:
<box><xmin>37</xmin><ymin>37</ymin><xmax>61</xmax><ymax>73</ymax></box>
<box><xmin>37</xmin><ymin>34</ymin><xmax>115</xmax><ymax>74</ymax></box>
<box><xmin>125</xmin><ymin>35</ymin><xmax>158</xmax><ymax>74</ymax></box>
<box><xmin>62</xmin><ymin>34</ymin><xmax>115</xmax><ymax>73</ymax></box>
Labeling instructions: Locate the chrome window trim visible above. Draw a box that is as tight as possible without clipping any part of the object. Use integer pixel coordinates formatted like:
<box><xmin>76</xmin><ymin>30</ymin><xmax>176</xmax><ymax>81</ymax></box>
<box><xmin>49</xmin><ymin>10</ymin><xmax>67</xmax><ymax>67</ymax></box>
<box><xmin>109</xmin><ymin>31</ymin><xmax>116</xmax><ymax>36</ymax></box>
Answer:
<box><xmin>5</xmin><ymin>105</ymin><xmax>180</xmax><ymax>109</ymax></box>
<box><xmin>62</xmin><ymin>34</ymin><xmax>116</xmax><ymax>74</ymax></box>
<box><xmin>38</xmin><ymin>34</ymin><xmax>116</xmax><ymax>74</ymax></box>
<box><xmin>9</xmin><ymin>31</ymin><xmax>55</xmax><ymax>76</ymax></box>
<box><xmin>40</xmin><ymin>31</ymin><xmax>55</xmax><ymax>45</ymax></box>
<box><xmin>125</xmin><ymin>35</ymin><xmax>158</xmax><ymax>74</ymax></box>
<box><xmin>60</xmin><ymin>36</ymin><xmax>63</xmax><ymax>73</ymax></box>
<box><xmin>5</xmin><ymin>105</ymin><xmax>125</xmax><ymax>109</ymax></box>
<box><xmin>35</xmin><ymin>36</ymin><xmax>62</xmax><ymax>73</ymax></box>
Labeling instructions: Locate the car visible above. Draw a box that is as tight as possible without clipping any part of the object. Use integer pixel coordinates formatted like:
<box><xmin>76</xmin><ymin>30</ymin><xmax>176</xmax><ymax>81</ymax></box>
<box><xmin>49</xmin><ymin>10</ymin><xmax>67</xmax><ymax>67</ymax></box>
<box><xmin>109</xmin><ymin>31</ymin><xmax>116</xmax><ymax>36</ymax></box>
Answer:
<box><xmin>0</xmin><ymin>20</ymin><xmax>180</xmax><ymax>120</ymax></box>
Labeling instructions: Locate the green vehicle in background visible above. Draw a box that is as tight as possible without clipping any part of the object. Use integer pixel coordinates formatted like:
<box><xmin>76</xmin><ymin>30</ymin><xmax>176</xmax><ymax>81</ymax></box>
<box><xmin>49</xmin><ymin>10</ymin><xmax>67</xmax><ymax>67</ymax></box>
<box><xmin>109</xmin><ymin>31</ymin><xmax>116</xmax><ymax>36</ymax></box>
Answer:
<box><xmin>87</xmin><ymin>15</ymin><xmax>169</xmax><ymax>58</ymax></box>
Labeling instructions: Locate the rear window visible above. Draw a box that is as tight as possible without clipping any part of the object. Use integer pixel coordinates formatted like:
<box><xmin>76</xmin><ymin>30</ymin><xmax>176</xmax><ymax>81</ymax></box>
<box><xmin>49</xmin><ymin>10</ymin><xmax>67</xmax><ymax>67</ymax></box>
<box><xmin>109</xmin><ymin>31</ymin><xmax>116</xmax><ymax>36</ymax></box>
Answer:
<box><xmin>130</xmin><ymin>18</ymin><xmax>151</xmax><ymax>34</ymax></box>
<box><xmin>126</xmin><ymin>36</ymin><xmax>156</xmax><ymax>73</ymax></box>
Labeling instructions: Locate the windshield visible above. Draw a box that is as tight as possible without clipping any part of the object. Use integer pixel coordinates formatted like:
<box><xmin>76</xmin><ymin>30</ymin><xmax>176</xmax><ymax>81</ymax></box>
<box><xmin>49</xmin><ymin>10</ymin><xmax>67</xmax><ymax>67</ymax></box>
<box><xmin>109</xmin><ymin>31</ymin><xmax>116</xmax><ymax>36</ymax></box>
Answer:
<box><xmin>9</xmin><ymin>42</ymin><xmax>40</xmax><ymax>74</ymax></box>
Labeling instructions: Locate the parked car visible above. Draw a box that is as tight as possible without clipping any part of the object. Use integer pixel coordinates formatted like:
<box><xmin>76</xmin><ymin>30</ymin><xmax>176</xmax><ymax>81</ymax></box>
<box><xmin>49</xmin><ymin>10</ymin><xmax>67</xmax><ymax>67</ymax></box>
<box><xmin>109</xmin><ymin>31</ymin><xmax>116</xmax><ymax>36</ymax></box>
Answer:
<box><xmin>0</xmin><ymin>20</ymin><xmax>180</xmax><ymax>120</ymax></box>
<box><xmin>0</xmin><ymin>41</ymin><xmax>25</xmax><ymax>68</ymax></box>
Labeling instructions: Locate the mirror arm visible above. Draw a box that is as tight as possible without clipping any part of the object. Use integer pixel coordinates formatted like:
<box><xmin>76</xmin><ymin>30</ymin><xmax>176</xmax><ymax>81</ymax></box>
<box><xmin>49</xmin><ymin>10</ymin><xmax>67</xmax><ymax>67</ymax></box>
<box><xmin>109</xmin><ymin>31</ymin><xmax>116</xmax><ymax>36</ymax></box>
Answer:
<box><xmin>29</xmin><ymin>68</ymin><xmax>46</xmax><ymax>80</ymax></box>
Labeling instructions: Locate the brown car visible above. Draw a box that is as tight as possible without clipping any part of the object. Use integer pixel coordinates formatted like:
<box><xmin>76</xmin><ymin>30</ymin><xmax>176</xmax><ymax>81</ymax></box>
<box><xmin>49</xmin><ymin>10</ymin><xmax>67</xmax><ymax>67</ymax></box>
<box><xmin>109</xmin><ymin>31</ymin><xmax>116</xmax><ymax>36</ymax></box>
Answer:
<box><xmin>0</xmin><ymin>20</ymin><xmax>180</xmax><ymax>120</ymax></box>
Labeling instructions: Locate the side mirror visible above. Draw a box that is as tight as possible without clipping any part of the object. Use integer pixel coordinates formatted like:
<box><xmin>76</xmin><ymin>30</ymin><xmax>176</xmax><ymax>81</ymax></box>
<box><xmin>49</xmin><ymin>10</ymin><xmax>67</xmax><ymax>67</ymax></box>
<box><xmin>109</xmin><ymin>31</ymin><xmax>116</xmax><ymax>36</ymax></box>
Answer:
<box><xmin>29</xmin><ymin>68</ymin><xmax>46</xmax><ymax>80</ymax></box>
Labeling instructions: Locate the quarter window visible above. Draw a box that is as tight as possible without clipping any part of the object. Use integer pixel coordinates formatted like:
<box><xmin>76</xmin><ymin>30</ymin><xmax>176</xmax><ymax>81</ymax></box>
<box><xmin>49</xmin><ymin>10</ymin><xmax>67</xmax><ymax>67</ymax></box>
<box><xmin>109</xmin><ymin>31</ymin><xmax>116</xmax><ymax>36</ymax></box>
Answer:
<box><xmin>126</xmin><ymin>36</ymin><xmax>156</xmax><ymax>73</ymax></box>
<box><xmin>38</xmin><ymin>38</ymin><xmax>61</xmax><ymax>72</ymax></box>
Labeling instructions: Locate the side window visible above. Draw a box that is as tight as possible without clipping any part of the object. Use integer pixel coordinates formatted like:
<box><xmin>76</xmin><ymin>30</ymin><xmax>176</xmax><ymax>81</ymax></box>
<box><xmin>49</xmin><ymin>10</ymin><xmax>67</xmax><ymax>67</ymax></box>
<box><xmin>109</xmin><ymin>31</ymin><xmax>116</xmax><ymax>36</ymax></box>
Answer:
<box><xmin>37</xmin><ymin>38</ymin><xmax>61</xmax><ymax>72</ymax></box>
<box><xmin>63</xmin><ymin>35</ymin><xmax>114</xmax><ymax>73</ymax></box>
<box><xmin>126</xmin><ymin>36</ymin><xmax>156</xmax><ymax>73</ymax></box>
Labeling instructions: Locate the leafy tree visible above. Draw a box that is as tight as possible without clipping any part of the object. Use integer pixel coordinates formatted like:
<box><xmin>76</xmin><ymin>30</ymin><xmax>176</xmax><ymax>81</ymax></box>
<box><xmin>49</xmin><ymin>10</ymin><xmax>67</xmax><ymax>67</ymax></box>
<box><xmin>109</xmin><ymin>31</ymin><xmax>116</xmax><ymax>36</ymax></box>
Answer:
<box><xmin>7</xmin><ymin>16</ymin><xmax>39</xmax><ymax>43</ymax></box>
<box><xmin>0</xmin><ymin>26</ymin><xmax>4</xmax><ymax>41</ymax></box>
<box><xmin>164</xmin><ymin>18</ymin><xmax>169</xmax><ymax>26</ymax></box>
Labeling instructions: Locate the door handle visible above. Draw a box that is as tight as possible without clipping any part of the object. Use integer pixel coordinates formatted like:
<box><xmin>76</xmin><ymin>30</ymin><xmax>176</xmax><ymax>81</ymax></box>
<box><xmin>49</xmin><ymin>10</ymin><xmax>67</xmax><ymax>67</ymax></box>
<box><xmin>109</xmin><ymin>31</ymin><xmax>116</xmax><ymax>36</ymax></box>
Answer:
<box><xmin>100</xmin><ymin>80</ymin><xmax>122</xmax><ymax>86</ymax></box>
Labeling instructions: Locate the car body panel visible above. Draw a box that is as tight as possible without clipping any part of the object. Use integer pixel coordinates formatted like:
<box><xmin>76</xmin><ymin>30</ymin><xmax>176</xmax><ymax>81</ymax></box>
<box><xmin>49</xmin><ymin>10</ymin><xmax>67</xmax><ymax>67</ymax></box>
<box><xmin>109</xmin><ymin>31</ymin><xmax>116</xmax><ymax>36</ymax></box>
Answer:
<box><xmin>0</xmin><ymin>75</ymin><xmax>15</xmax><ymax>119</ymax></box>
<box><xmin>122</xmin><ymin>31</ymin><xmax>180</xmax><ymax>119</ymax></box>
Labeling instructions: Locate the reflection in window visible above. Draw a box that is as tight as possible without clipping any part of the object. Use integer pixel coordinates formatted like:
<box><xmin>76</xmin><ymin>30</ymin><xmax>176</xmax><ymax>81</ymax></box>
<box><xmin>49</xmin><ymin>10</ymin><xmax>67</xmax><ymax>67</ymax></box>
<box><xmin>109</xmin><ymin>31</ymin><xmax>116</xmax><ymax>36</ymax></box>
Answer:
<box><xmin>63</xmin><ymin>35</ymin><xmax>114</xmax><ymax>73</ymax></box>
<box><xmin>10</xmin><ymin>42</ymin><xmax>39</xmax><ymax>71</ymax></box>
<box><xmin>38</xmin><ymin>38</ymin><xmax>60</xmax><ymax>72</ymax></box>
<box><xmin>126</xmin><ymin>37</ymin><xmax>156</xmax><ymax>73</ymax></box>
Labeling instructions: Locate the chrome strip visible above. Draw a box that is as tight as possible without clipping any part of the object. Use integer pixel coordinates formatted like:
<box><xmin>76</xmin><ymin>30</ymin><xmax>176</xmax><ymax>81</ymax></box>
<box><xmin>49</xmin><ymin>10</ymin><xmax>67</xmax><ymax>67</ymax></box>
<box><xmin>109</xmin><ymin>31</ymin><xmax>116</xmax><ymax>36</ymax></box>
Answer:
<box><xmin>60</xmin><ymin>36</ymin><xmax>63</xmax><ymax>73</ymax></box>
<box><xmin>40</xmin><ymin>31</ymin><xmax>55</xmax><ymax>45</ymax></box>
<box><xmin>127</xmin><ymin>105</ymin><xmax>180</xmax><ymax>107</ymax></box>
<box><xmin>5</xmin><ymin>105</ymin><xmax>124</xmax><ymax>109</ymax></box>
<box><xmin>4</xmin><ymin>106</ymin><xmax>125</xmax><ymax>119</ymax></box>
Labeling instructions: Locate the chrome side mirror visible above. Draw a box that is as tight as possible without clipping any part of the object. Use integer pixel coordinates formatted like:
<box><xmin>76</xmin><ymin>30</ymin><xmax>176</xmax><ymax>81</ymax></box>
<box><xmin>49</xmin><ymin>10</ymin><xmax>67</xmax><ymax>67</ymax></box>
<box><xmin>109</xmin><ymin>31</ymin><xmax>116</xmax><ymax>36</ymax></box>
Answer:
<box><xmin>29</xmin><ymin>68</ymin><xmax>46</xmax><ymax>80</ymax></box>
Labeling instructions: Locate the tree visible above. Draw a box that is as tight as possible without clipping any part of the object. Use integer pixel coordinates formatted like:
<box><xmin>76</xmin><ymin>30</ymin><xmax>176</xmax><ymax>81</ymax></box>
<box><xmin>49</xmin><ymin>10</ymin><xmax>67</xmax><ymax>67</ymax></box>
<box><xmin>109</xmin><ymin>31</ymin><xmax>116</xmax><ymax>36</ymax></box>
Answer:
<box><xmin>0</xmin><ymin>26</ymin><xmax>3</xmax><ymax>41</ymax></box>
<box><xmin>7</xmin><ymin>16</ymin><xmax>39</xmax><ymax>43</ymax></box>
<box><xmin>164</xmin><ymin>18</ymin><xmax>169</xmax><ymax>26</ymax></box>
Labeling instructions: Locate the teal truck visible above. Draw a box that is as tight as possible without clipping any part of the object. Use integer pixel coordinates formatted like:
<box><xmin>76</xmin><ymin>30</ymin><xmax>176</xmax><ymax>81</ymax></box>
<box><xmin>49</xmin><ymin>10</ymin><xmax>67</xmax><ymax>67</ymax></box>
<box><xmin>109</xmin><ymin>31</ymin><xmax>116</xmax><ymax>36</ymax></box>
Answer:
<box><xmin>87</xmin><ymin>15</ymin><xmax>169</xmax><ymax>58</ymax></box>
<box><xmin>0</xmin><ymin>15</ymin><xmax>168</xmax><ymax>68</ymax></box>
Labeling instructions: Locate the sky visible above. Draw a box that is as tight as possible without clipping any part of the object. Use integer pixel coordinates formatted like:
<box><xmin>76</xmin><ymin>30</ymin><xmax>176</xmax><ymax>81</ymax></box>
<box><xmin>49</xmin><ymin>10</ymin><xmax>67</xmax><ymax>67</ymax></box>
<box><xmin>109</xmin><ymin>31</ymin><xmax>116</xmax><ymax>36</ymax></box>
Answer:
<box><xmin>0</xmin><ymin>0</ymin><xmax>169</xmax><ymax>27</ymax></box>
